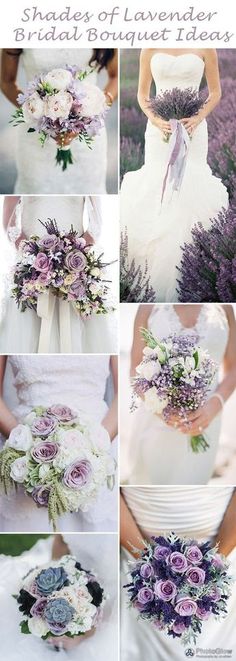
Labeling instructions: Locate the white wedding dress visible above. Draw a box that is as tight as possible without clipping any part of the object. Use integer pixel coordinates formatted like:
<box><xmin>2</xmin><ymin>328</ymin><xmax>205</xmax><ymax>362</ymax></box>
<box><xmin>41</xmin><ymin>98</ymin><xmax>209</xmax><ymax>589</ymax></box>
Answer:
<box><xmin>121</xmin><ymin>53</ymin><xmax>228</xmax><ymax>302</ymax></box>
<box><xmin>14</xmin><ymin>49</ymin><xmax>107</xmax><ymax>194</ymax></box>
<box><xmin>0</xmin><ymin>355</ymin><xmax>117</xmax><ymax>532</ymax></box>
<box><xmin>0</xmin><ymin>533</ymin><xmax>118</xmax><ymax>661</ymax></box>
<box><xmin>126</xmin><ymin>304</ymin><xmax>229</xmax><ymax>485</ymax></box>
<box><xmin>0</xmin><ymin>196</ymin><xmax>117</xmax><ymax>354</ymax></box>
<box><xmin>121</xmin><ymin>486</ymin><xmax>236</xmax><ymax>660</ymax></box>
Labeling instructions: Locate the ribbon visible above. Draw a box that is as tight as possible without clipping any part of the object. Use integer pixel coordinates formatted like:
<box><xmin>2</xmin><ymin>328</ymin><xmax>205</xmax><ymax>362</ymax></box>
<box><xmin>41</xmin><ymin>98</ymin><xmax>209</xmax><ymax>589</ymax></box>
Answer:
<box><xmin>161</xmin><ymin>119</ymin><xmax>190</xmax><ymax>204</ymax></box>
<box><xmin>37</xmin><ymin>292</ymin><xmax>84</xmax><ymax>353</ymax></box>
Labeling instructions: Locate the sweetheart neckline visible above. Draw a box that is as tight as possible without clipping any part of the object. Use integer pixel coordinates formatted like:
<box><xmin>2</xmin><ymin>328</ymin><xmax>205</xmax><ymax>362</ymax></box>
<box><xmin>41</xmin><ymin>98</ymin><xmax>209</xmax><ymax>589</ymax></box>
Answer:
<box><xmin>151</xmin><ymin>52</ymin><xmax>205</xmax><ymax>68</ymax></box>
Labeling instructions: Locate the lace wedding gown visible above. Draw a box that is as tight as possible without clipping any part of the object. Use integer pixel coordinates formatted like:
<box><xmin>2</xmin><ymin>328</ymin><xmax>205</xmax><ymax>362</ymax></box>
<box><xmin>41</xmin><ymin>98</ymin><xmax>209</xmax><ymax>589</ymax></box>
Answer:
<box><xmin>0</xmin><ymin>533</ymin><xmax>118</xmax><ymax>661</ymax></box>
<box><xmin>126</xmin><ymin>304</ymin><xmax>229</xmax><ymax>485</ymax></box>
<box><xmin>14</xmin><ymin>49</ymin><xmax>107</xmax><ymax>194</ymax></box>
<box><xmin>0</xmin><ymin>196</ymin><xmax>117</xmax><ymax>354</ymax></box>
<box><xmin>0</xmin><ymin>355</ymin><xmax>117</xmax><ymax>532</ymax></box>
<box><xmin>121</xmin><ymin>486</ymin><xmax>236</xmax><ymax>660</ymax></box>
<box><xmin>121</xmin><ymin>53</ymin><xmax>228</xmax><ymax>301</ymax></box>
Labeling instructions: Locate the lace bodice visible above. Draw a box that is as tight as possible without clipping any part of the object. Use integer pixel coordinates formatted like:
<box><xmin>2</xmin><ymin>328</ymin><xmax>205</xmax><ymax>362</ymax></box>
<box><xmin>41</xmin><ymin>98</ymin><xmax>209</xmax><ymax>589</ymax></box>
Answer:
<box><xmin>21</xmin><ymin>48</ymin><xmax>97</xmax><ymax>83</ymax></box>
<box><xmin>151</xmin><ymin>52</ymin><xmax>205</xmax><ymax>92</ymax></box>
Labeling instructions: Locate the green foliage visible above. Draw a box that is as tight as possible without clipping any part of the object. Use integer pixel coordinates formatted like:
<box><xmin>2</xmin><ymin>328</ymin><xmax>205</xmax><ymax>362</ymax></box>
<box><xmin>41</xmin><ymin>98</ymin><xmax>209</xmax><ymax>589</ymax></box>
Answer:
<box><xmin>20</xmin><ymin>620</ymin><xmax>31</xmax><ymax>634</ymax></box>
<box><xmin>48</xmin><ymin>481</ymin><xmax>68</xmax><ymax>531</ymax></box>
<box><xmin>0</xmin><ymin>534</ymin><xmax>49</xmax><ymax>555</ymax></box>
<box><xmin>0</xmin><ymin>447</ymin><xmax>23</xmax><ymax>494</ymax></box>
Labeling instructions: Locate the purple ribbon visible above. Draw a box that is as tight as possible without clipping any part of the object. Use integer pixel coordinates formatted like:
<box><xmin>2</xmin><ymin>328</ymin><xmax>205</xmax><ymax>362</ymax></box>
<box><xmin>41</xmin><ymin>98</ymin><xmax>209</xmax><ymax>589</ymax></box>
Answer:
<box><xmin>161</xmin><ymin>119</ymin><xmax>190</xmax><ymax>204</ymax></box>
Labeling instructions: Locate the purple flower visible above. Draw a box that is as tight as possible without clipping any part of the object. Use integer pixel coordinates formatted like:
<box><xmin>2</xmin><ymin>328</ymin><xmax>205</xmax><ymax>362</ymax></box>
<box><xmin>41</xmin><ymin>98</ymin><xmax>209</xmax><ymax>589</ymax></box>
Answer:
<box><xmin>209</xmin><ymin>586</ymin><xmax>221</xmax><ymax>602</ymax></box>
<box><xmin>154</xmin><ymin>579</ymin><xmax>177</xmax><ymax>602</ymax></box>
<box><xmin>140</xmin><ymin>563</ymin><xmax>154</xmax><ymax>579</ymax></box>
<box><xmin>65</xmin><ymin>249</ymin><xmax>87</xmax><ymax>272</ymax></box>
<box><xmin>137</xmin><ymin>587</ymin><xmax>154</xmax><ymax>605</ymax></box>
<box><xmin>186</xmin><ymin>566</ymin><xmax>206</xmax><ymax>587</ymax></box>
<box><xmin>31</xmin><ymin>441</ymin><xmax>59</xmax><ymax>463</ymax></box>
<box><xmin>47</xmin><ymin>404</ymin><xmax>77</xmax><ymax>422</ymax></box>
<box><xmin>32</xmin><ymin>485</ymin><xmax>50</xmax><ymax>507</ymax></box>
<box><xmin>148</xmin><ymin>87</ymin><xmax>204</xmax><ymax>121</ymax></box>
<box><xmin>172</xmin><ymin>622</ymin><xmax>187</xmax><ymax>634</ymax></box>
<box><xmin>153</xmin><ymin>545</ymin><xmax>170</xmax><ymax>561</ymax></box>
<box><xmin>196</xmin><ymin>605</ymin><xmax>211</xmax><ymax>620</ymax></box>
<box><xmin>38</xmin><ymin>235</ymin><xmax>59</xmax><ymax>251</ymax></box>
<box><xmin>63</xmin><ymin>459</ymin><xmax>92</xmax><ymax>489</ymax></box>
<box><xmin>168</xmin><ymin>552</ymin><xmax>188</xmax><ymax>574</ymax></box>
<box><xmin>186</xmin><ymin>545</ymin><xmax>203</xmax><ymax>565</ymax></box>
<box><xmin>37</xmin><ymin>271</ymin><xmax>52</xmax><ymax>285</ymax></box>
<box><xmin>68</xmin><ymin>279</ymin><xmax>86</xmax><ymax>300</ymax></box>
<box><xmin>30</xmin><ymin>597</ymin><xmax>48</xmax><ymax>617</ymax></box>
<box><xmin>31</xmin><ymin>415</ymin><xmax>58</xmax><ymax>437</ymax></box>
<box><xmin>212</xmin><ymin>554</ymin><xmax>225</xmax><ymax>570</ymax></box>
<box><xmin>34</xmin><ymin>252</ymin><xmax>51</xmax><ymax>273</ymax></box>
<box><xmin>175</xmin><ymin>597</ymin><xmax>198</xmax><ymax>617</ymax></box>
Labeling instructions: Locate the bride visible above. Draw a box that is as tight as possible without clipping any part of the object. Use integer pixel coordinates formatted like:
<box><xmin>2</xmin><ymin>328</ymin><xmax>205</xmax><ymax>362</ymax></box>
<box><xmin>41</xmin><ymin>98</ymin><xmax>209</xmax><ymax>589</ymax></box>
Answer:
<box><xmin>0</xmin><ymin>353</ymin><xmax>118</xmax><ymax>532</ymax></box>
<box><xmin>123</xmin><ymin>304</ymin><xmax>236</xmax><ymax>485</ymax></box>
<box><xmin>120</xmin><ymin>48</ymin><xmax>228</xmax><ymax>302</ymax></box>
<box><xmin>1</xmin><ymin>48</ymin><xmax>118</xmax><ymax>194</ymax></box>
<box><xmin>0</xmin><ymin>533</ymin><xmax>118</xmax><ymax>659</ymax></box>
<box><xmin>120</xmin><ymin>486</ymin><xmax>236</xmax><ymax>660</ymax></box>
<box><xmin>0</xmin><ymin>195</ymin><xmax>117</xmax><ymax>354</ymax></box>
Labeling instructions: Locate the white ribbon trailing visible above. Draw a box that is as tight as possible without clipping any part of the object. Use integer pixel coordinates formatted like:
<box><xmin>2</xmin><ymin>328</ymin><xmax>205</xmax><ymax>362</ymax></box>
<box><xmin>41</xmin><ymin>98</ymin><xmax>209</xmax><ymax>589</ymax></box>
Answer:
<box><xmin>37</xmin><ymin>292</ymin><xmax>84</xmax><ymax>354</ymax></box>
<box><xmin>161</xmin><ymin>119</ymin><xmax>190</xmax><ymax>204</ymax></box>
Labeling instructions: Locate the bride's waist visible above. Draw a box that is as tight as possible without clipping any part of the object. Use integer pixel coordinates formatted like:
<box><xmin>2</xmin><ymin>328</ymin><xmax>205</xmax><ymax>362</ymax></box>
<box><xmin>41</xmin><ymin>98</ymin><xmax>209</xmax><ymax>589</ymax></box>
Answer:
<box><xmin>13</xmin><ymin>396</ymin><xmax>108</xmax><ymax>422</ymax></box>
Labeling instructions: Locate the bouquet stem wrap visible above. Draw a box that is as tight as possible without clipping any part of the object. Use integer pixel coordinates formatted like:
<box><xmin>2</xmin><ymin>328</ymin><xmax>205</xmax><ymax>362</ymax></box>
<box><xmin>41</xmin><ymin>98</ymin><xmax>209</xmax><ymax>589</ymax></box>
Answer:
<box><xmin>161</xmin><ymin>119</ymin><xmax>190</xmax><ymax>204</ymax></box>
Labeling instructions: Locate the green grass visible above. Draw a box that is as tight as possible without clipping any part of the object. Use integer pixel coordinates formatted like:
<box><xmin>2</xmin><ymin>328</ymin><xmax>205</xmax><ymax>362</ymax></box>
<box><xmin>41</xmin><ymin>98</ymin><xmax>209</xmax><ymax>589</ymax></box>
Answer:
<box><xmin>0</xmin><ymin>534</ymin><xmax>50</xmax><ymax>556</ymax></box>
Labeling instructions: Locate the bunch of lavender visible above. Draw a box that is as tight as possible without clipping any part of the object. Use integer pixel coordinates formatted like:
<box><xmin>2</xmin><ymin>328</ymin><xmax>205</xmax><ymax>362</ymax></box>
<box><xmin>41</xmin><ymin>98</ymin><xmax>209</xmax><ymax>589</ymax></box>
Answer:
<box><xmin>132</xmin><ymin>329</ymin><xmax>216</xmax><ymax>453</ymax></box>
<box><xmin>148</xmin><ymin>87</ymin><xmax>205</xmax><ymax>141</ymax></box>
<box><xmin>120</xmin><ymin>137</ymin><xmax>143</xmax><ymax>182</ymax></box>
<box><xmin>177</xmin><ymin>207</ymin><xmax>236</xmax><ymax>302</ymax></box>
<box><xmin>207</xmin><ymin>77</ymin><xmax>236</xmax><ymax>203</ymax></box>
<box><xmin>120</xmin><ymin>229</ymin><xmax>156</xmax><ymax>302</ymax></box>
<box><xmin>124</xmin><ymin>532</ymin><xmax>232</xmax><ymax>646</ymax></box>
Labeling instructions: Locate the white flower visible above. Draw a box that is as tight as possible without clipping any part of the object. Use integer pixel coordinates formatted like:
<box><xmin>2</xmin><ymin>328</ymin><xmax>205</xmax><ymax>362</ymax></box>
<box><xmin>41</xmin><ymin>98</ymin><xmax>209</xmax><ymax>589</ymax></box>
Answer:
<box><xmin>22</xmin><ymin>92</ymin><xmax>45</xmax><ymax>122</ymax></box>
<box><xmin>137</xmin><ymin>359</ymin><xmax>161</xmax><ymax>381</ymax></box>
<box><xmin>184</xmin><ymin>356</ymin><xmax>196</xmax><ymax>373</ymax></box>
<box><xmin>39</xmin><ymin>464</ymin><xmax>50</xmax><ymax>479</ymax></box>
<box><xmin>89</xmin><ymin>282</ymin><xmax>102</xmax><ymax>296</ymax></box>
<box><xmin>143</xmin><ymin>346</ymin><xmax>155</xmax><ymax>357</ymax></box>
<box><xmin>153</xmin><ymin>346</ymin><xmax>166</xmax><ymax>363</ymax></box>
<box><xmin>6</xmin><ymin>424</ymin><xmax>33</xmax><ymax>451</ymax></box>
<box><xmin>87</xmin><ymin>423</ymin><xmax>111</xmax><ymax>451</ymax></box>
<box><xmin>10</xmin><ymin>456</ymin><xmax>28</xmax><ymax>483</ymax></box>
<box><xmin>24</xmin><ymin>411</ymin><xmax>37</xmax><ymax>425</ymax></box>
<box><xmin>76</xmin><ymin>585</ymin><xmax>92</xmax><ymax>603</ymax></box>
<box><xmin>76</xmin><ymin>82</ymin><xmax>106</xmax><ymax>117</ymax></box>
<box><xmin>144</xmin><ymin>387</ymin><xmax>168</xmax><ymax>415</ymax></box>
<box><xmin>90</xmin><ymin>267</ymin><xmax>101</xmax><ymax>277</ymax></box>
<box><xmin>28</xmin><ymin>616</ymin><xmax>49</xmax><ymax>638</ymax></box>
<box><xmin>45</xmin><ymin>91</ymin><xmax>73</xmax><ymax>120</ymax></box>
<box><xmin>44</xmin><ymin>68</ymin><xmax>73</xmax><ymax>91</ymax></box>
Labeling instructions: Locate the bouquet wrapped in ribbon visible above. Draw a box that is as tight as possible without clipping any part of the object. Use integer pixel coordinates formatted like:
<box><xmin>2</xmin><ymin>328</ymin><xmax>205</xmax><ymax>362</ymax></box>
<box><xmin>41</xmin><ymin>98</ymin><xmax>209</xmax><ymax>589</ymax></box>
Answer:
<box><xmin>15</xmin><ymin>554</ymin><xmax>106</xmax><ymax>640</ymax></box>
<box><xmin>0</xmin><ymin>404</ymin><xmax>116</xmax><ymax>530</ymax></box>
<box><xmin>11</xmin><ymin>66</ymin><xmax>107</xmax><ymax>171</ymax></box>
<box><xmin>124</xmin><ymin>532</ymin><xmax>232</xmax><ymax>646</ymax></box>
<box><xmin>148</xmin><ymin>87</ymin><xmax>205</xmax><ymax>202</ymax></box>
<box><xmin>132</xmin><ymin>329</ymin><xmax>216</xmax><ymax>453</ymax></box>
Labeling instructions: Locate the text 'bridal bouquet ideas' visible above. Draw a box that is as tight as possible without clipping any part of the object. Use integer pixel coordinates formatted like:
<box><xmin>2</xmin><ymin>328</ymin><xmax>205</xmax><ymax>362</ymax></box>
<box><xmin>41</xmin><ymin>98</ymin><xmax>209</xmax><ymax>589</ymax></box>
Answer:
<box><xmin>148</xmin><ymin>87</ymin><xmax>205</xmax><ymax>201</ymax></box>
<box><xmin>124</xmin><ymin>533</ymin><xmax>232</xmax><ymax>647</ymax></box>
<box><xmin>11</xmin><ymin>66</ymin><xmax>107</xmax><ymax>170</ymax></box>
<box><xmin>15</xmin><ymin>554</ymin><xmax>106</xmax><ymax>639</ymax></box>
<box><xmin>132</xmin><ymin>329</ymin><xmax>216</xmax><ymax>453</ymax></box>
<box><xmin>0</xmin><ymin>404</ymin><xmax>116</xmax><ymax>530</ymax></box>
<box><xmin>12</xmin><ymin>220</ymin><xmax>114</xmax><ymax>318</ymax></box>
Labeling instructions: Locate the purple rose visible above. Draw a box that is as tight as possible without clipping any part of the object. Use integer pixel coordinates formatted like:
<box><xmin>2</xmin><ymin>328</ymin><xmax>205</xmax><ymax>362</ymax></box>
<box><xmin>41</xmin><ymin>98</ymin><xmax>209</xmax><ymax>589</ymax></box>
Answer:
<box><xmin>68</xmin><ymin>279</ymin><xmax>86</xmax><ymax>300</ymax></box>
<box><xmin>186</xmin><ymin>566</ymin><xmax>206</xmax><ymax>587</ymax></box>
<box><xmin>65</xmin><ymin>249</ymin><xmax>87</xmax><ymax>272</ymax></box>
<box><xmin>74</xmin><ymin>237</ymin><xmax>86</xmax><ymax>249</ymax></box>
<box><xmin>140</xmin><ymin>563</ymin><xmax>154</xmax><ymax>579</ymax></box>
<box><xmin>37</xmin><ymin>272</ymin><xmax>52</xmax><ymax>285</ymax></box>
<box><xmin>31</xmin><ymin>415</ymin><xmax>58</xmax><ymax>437</ymax></box>
<box><xmin>154</xmin><ymin>579</ymin><xmax>177</xmax><ymax>602</ymax></box>
<box><xmin>212</xmin><ymin>554</ymin><xmax>225</xmax><ymax>570</ymax></box>
<box><xmin>38</xmin><ymin>235</ymin><xmax>59</xmax><ymax>251</ymax></box>
<box><xmin>196</xmin><ymin>605</ymin><xmax>211</xmax><ymax>620</ymax></box>
<box><xmin>137</xmin><ymin>587</ymin><xmax>154</xmax><ymax>605</ymax></box>
<box><xmin>168</xmin><ymin>552</ymin><xmax>188</xmax><ymax>574</ymax></box>
<box><xmin>172</xmin><ymin>622</ymin><xmax>187</xmax><ymax>634</ymax></box>
<box><xmin>63</xmin><ymin>459</ymin><xmax>92</xmax><ymax>489</ymax></box>
<box><xmin>209</xmin><ymin>586</ymin><xmax>221</xmax><ymax>602</ymax></box>
<box><xmin>186</xmin><ymin>545</ymin><xmax>203</xmax><ymax>565</ymax></box>
<box><xmin>31</xmin><ymin>441</ymin><xmax>59</xmax><ymax>463</ymax></box>
<box><xmin>34</xmin><ymin>252</ymin><xmax>50</xmax><ymax>273</ymax></box>
<box><xmin>47</xmin><ymin>404</ymin><xmax>77</xmax><ymax>422</ymax></box>
<box><xmin>153</xmin><ymin>545</ymin><xmax>170</xmax><ymax>561</ymax></box>
<box><xmin>175</xmin><ymin>597</ymin><xmax>198</xmax><ymax>617</ymax></box>
<box><xmin>30</xmin><ymin>597</ymin><xmax>48</xmax><ymax>617</ymax></box>
<box><xmin>32</xmin><ymin>485</ymin><xmax>51</xmax><ymax>507</ymax></box>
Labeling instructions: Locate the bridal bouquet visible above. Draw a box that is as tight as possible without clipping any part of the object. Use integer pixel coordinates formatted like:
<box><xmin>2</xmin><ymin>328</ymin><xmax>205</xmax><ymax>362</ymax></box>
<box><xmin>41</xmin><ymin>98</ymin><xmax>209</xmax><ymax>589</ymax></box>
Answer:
<box><xmin>11</xmin><ymin>66</ymin><xmax>107</xmax><ymax>170</ymax></box>
<box><xmin>15</xmin><ymin>554</ymin><xmax>105</xmax><ymax>639</ymax></box>
<box><xmin>0</xmin><ymin>404</ymin><xmax>116</xmax><ymax>530</ymax></box>
<box><xmin>12</xmin><ymin>219</ymin><xmax>114</xmax><ymax>318</ymax></box>
<box><xmin>148</xmin><ymin>87</ymin><xmax>204</xmax><ymax>142</ymax></box>
<box><xmin>124</xmin><ymin>533</ymin><xmax>232</xmax><ymax>646</ymax></box>
<box><xmin>132</xmin><ymin>329</ymin><xmax>216</xmax><ymax>452</ymax></box>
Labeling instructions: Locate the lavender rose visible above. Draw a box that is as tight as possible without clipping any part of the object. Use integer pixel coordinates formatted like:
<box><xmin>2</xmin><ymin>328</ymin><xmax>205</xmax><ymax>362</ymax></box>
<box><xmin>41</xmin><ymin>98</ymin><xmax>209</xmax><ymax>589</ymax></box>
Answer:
<box><xmin>175</xmin><ymin>597</ymin><xmax>198</xmax><ymax>617</ymax></box>
<box><xmin>168</xmin><ymin>552</ymin><xmax>188</xmax><ymax>574</ymax></box>
<box><xmin>47</xmin><ymin>404</ymin><xmax>77</xmax><ymax>422</ymax></box>
<box><xmin>209</xmin><ymin>586</ymin><xmax>221</xmax><ymax>602</ymax></box>
<box><xmin>186</xmin><ymin>566</ymin><xmax>206</xmax><ymax>587</ymax></box>
<box><xmin>63</xmin><ymin>459</ymin><xmax>92</xmax><ymax>489</ymax></box>
<box><xmin>153</xmin><ymin>545</ymin><xmax>170</xmax><ymax>561</ymax></box>
<box><xmin>65</xmin><ymin>249</ymin><xmax>87</xmax><ymax>272</ymax></box>
<box><xmin>34</xmin><ymin>252</ymin><xmax>51</xmax><ymax>273</ymax></box>
<box><xmin>38</xmin><ymin>235</ymin><xmax>59</xmax><ymax>251</ymax></box>
<box><xmin>31</xmin><ymin>441</ymin><xmax>59</xmax><ymax>463</ymax></box>
<box><xmin>31</xmin><ymin>415</ymin><xmax>58</xmax><ymax>437</ymax></box>
<box><xmin>30</xmin><ymin>597</ymin><xmax>48</xmax><ymax>617</ymax></box>
<box><xmin>140</xmin><ymin>563</ymin><xmax>154</xmax><ymax>579</ymax></box>
<box><xmin>68</xmin><ymin>279</ymin><xmax>86</xmax><ymax>300</ymax></box>
<box><xmin>186</xmin><ymin>545</ymin><xmax>203</xmax><ymax>565</ymax></box>
<box><xmin>172</xmin><ymin>622</ymin><xmax>187</xmax><ymax>634</ymax></box>
<box><xmin>196</xmin><ymin>605</ymin><xmax>211</xmax><ymax>620</ymax></box>
<box><xmin>154</xmin><ymin>579</ymin><xmax>177</xmax><ymax>602</ymax></box>
<box><xmin>137</xmin><ymin>587</ymin><xmax>154</xmax><ymax>605</ymax></box>
<box><xmin>32</xmin><ymin>486</ymin><xmax>51</xmax><ymax>507</ymax></box>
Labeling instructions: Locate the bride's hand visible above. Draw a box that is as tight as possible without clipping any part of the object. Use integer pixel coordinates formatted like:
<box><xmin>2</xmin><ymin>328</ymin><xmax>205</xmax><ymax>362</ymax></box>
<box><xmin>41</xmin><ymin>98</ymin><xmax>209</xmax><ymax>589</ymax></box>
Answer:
<box><xmin>47</xmin><ymin>629</ymin><xmax>95</xmax><ymax>650</ymax></box>
<box><xmin>150</xmin><ymin>116</ymin><xmax>172</xmax><ymax>136</ymax></box>
<box><xmin>180</xmin><ymin>114</ymin><xmax>203</xmax><ymax>136</ymax></box>
<box><xmin>173</xmin><ymin>398</ymin><xmax>221</xmax><ymax>435</ymax></box>
<box><xmin>54</xmin><ymin>132</ymin><xmax>77</xmax><ymax>148</ymax></box>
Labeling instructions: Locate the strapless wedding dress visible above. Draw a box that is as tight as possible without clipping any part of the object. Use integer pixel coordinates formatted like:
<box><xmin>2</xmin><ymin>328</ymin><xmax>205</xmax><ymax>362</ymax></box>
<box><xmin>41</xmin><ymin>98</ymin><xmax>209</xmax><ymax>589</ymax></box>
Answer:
<box><xmin>126</xmin><ymin>304</ymin><xmax>229</xmax><ymax>485</ymax></box>
<box><xmin>0</xmin><ymin>355</ymin><xmax>117</xmax><ymax>532</ymax></box>
<box><xmin>121</xmin><ymin>486</ymin><xmax>236</xmax><ymax>660</ymax></box>
<box><xmin>121</xmin><ymin>54</ymin><xmax>228</xmax><ymax>301</ymax></box>
<box><xmin>14</xmin><ymin>49</ymin><xmax>107</xmax><ymax>194</ymax></box>
<box><xmin>0</xmin><ymin>196</ymin><xmax>117</xmax><ymax>354</ymax></box>
<box><xmin>0</xmin><ymin>533</ymin><xmax>118</xmax><ymax>661</ymax></box>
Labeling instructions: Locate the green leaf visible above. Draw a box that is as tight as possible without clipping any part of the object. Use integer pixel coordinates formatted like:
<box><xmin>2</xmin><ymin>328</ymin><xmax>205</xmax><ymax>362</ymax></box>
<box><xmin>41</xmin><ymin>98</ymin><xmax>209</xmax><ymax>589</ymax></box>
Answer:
<box><xmin>20</xmin><ymin>620</ymin><xmax>31</xmax><ymax>634</ymax></box>
<box><xmin>27</xmin><ymin>128</ymin><xmax>36</xmax><ymax>133</ymax></box>
<box><xmin>193</xmin><ymin>350</ymin><xmax>199</xmax><ymax>368</ymax></box>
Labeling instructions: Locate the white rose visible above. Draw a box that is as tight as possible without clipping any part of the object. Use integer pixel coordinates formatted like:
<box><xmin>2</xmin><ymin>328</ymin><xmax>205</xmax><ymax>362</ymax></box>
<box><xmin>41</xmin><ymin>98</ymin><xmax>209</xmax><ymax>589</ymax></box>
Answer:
<box><xmin>6</xmin><ymin>424</ymin><xmax>33</xmax><ymax>451</ymax></box>
<box><xmin>76</xmin><ymin>82</ymin><xmax>106</xmax><ymax>117</ymax></box>
<box><xmin>28</xmin><ymin>616</ymin><xmax>49</xmax><ymax>638</ymax></box>
<box><xmin>44</xmin><ymin>68</ymin><xmax>73</xmax><ymax>91</ymax></box>
<box><xmin>144</xmin><ymin>387</ymin><xmax>168</xmax><ymax>415</ymax></box>
<box><xmin>90</xmin><ymin>267</ymin><xmax>101</xmax><ymax>277</ymax></box>
<box><xmin>10</xmin><ymin>456</ymin><xmax>28</xmax><ymax>483</ymax></box>
<box><xmin>87</xmin><ymin>423</ymin><xmax>111</xmax><ymax>451</ymax></box>
<box><xmin>138</xmin><ymin>360</ymin><xmax>161</xmax><ymax>381</ymax></box>
<box><xmin>45</xmin><ymin>91</ymin><xmax>73</xmax><ymax>120</ymax></box>
<box><xmin>39</xmin><ymin>464</ymin><xmax>50</xmax><ymax>479</ymax></box>
<box><xmin>22</xmin><ymin>92</ymin><xmax>45</xmax><ymax>123</ymax></box>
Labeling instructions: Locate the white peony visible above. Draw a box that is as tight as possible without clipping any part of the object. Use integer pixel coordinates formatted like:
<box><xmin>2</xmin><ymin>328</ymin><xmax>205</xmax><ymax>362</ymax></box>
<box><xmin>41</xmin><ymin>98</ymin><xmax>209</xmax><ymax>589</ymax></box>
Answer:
<box><xmin>45</xmin><ymin>91</ymin><xmax>73</xmax><ymax>120</ymax></box>
<box><xmin>28</xmin><ymin>616</ymin><xmax>49</xmax><ymax>637</ymax></box>
<box><xmin>144</xmin><ymin>387</ymin><xmax>168</xmax><ymax>415</ymax></box>
<box><xmin>10</xmin><ymin>456</ymin><xmax>28</xmax><ymax>483</ymax></box>
<box><xmin>22</xmin><ymin>92</ymin><xmax>45</xmax><ymax>123</ymax></box>
<box><xmin>137</xmin><ymin>359</ymin><xmax>161</xmax><ymax>381</ymax></box>
<box><xmin>76</xmin><ymin>82</ymin><xmax>106</xmax><ymax>117</ymax></box>
<box><xmin>6</xmin><ymin>424</ymin><xmax>33</xmax><ymax>451</ymax></box>
<box><xmin>44</xmin><ymin>68</ymin><xmax>73</xmax><ymax>91</ymax></box>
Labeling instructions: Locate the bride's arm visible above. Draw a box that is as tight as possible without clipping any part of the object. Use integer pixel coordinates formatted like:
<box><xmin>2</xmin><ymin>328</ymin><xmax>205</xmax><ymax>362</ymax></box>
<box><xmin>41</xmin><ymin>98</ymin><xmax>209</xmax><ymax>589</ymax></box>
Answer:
<box><xmin>82</xmin><ymin>196</ymin><xmax>102</xmax><ymax>246</ymax></box>
<box><xmin>181</xmin><ymin>49</ymin><xmax>221</xmax><ymax>134</ymax></box>
<box><xmin>130</xmin><ymin>304</ymin><xmax>155</xmax><ymax>377</ymax></box>
<box><xmin>213</xmin><ymin>490</ymin><xmax>236</xmax><ymax>556</ymax></box>
<box><xmin>52</xmin><ymin>534</ymin><xmax>70</xmax><ymax>559</ymax></box>
<box><xmin>0</xmin><ymin>49</ymin><xmax>22</xmax><ymax>107</ymax></box>
<box><xmin>101</xmin><ymin>356</ymin><xmax>118</xmax><ymax>441</ymax></box>
<box><xmin>0</xmin><ymin>356</ymin><xmax>18</xmax><ymax>437</ymax></box>
<box><xmin>103</xmin><ymin>49</ymin><xmax>118</xmax><ymax>105</ymax></box>
<box><xmin>137</xmin><ymin>50</ymin><xmax>172</xmax><ymax>135</ymax></box>
<box><xmin>120</xmin><ymin>492</ymin><xmax>147</xmax><ymax>558</ymax></box>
